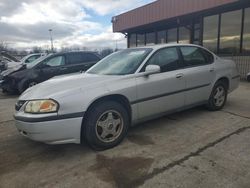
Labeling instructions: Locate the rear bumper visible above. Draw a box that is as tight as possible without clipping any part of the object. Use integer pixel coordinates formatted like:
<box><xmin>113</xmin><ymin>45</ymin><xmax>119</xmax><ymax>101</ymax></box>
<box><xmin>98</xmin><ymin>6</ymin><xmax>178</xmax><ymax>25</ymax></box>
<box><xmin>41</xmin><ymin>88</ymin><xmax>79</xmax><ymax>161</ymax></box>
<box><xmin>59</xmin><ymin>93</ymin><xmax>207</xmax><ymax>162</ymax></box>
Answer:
<box><xmin>15</xmin><ymin>117</ymin><xmax>83</xmax><ymax>144</ymax></box>
<box><xmin>229</xmin><ymin>75</ymin><xmax>240</xmax><ymax>93</ymax></box>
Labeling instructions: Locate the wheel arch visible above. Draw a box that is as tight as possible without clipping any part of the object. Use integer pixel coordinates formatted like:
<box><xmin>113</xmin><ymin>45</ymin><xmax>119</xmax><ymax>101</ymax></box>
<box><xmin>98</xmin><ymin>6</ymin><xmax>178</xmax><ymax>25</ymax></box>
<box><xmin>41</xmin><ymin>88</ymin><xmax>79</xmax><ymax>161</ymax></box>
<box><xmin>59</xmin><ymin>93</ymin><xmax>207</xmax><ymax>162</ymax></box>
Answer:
<box><xmin>17</xmin><ymin>78</ymin><xmax>38</xmax><ymax>93</ymax></box>
<box><xmin>215</xmin><ymin>77</ymin><xmax>230</xmax><ymax>90</ymax></box>
<box><xmin>81</xmin><ymin>94</ymin><xmax>132</xmax><ymax>143</ymax></box>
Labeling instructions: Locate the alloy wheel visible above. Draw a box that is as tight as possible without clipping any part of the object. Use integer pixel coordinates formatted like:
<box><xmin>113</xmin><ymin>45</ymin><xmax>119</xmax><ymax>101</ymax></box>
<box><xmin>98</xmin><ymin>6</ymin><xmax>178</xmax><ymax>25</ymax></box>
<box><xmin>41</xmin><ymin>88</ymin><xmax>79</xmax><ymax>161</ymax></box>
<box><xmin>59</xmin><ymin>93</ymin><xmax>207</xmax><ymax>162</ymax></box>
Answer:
<box><xmin>95</xmin><ymin>110</ymin><xmax>124</xmax><ymax>143</ymax></box>
<box><xmin>213</xmin><ymin>86</ymin><xmax>226</xmax><ymax>107</ymax></box>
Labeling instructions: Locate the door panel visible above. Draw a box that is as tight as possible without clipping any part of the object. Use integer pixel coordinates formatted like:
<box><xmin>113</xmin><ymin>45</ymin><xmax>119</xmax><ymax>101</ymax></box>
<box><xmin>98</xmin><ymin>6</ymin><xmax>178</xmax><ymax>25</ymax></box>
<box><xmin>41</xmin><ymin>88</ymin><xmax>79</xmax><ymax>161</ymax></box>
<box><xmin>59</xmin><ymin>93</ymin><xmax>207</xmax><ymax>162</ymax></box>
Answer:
<box><xmin>182</xmin><ymin>65</ymin><xmax>215</xmax><ymax>106</ymax></box>
<box><xmin>179</xmin><ymin>46</ymin><xmax>215</xmax><ymax>106</ymax></box>
<box><xmin>38</xmin><ymin>55</ymin><xmax>66</xmax><ymax>82</ymax></box>
<box><xmin>136</xmin><ymin>71</ymin><xmax>185</xmax><ymax>119</ymax></box>
<box><xmin>135</xmin><ymin>47</ymin><xmax>185</xmax><ymax>120</ymax></box>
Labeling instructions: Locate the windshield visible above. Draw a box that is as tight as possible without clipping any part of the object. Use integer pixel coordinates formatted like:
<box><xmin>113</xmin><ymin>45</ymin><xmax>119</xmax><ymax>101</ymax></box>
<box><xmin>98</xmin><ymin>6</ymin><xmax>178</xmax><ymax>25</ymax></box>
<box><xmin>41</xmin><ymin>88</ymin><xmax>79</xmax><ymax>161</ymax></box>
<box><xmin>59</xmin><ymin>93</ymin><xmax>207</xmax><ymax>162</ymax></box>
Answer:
<box><xmin>87</xmin><ymin>48</ymin><xmax>152</xmax><ymax>75</ymax></box>
<box><xmin>26</xmin><ymin>54</ymin><xmax>51</xmax><ymax>69</ymax></box>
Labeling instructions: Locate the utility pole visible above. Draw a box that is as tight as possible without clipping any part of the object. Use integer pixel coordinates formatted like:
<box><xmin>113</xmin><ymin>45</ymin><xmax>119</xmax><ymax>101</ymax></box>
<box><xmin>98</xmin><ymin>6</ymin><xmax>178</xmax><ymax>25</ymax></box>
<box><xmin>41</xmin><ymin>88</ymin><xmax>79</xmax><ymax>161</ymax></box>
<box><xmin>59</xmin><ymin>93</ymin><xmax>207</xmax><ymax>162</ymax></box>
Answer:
<box><xmin>48</xmin><ymin>29</ymin><xmax>54</xmax><ymax>52</ymax></box>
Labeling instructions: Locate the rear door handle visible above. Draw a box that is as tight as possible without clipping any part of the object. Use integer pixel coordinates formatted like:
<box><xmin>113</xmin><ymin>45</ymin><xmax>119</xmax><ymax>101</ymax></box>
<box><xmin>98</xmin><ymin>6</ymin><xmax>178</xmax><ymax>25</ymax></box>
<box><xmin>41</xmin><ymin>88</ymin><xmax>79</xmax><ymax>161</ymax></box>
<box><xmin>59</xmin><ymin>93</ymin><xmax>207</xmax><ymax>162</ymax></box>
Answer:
<box><xmin>176</xmin><ymin>73</ymin><xmax>184</xmax><ymax>79</ymax></box>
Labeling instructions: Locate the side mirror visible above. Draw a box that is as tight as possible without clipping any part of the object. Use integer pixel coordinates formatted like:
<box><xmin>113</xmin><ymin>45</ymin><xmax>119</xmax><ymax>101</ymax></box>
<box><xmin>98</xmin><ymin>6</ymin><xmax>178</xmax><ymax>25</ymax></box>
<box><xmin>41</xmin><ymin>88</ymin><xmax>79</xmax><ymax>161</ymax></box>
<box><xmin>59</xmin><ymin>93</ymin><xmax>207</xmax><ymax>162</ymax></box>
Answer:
<box><xmin>144</xmin><ymin>65</ymin><xmax>161</xmax><ymax>76</ymax></box>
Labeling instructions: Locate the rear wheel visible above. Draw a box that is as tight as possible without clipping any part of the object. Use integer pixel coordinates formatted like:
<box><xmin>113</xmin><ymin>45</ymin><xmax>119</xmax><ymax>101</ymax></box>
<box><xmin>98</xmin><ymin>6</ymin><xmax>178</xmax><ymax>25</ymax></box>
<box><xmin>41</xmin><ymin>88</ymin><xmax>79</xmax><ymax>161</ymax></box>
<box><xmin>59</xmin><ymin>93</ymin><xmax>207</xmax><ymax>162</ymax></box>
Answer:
<box><xmin>83</xmin><ymin>101</ymin><xmax>129</xmax><ymax>150</ymax></box>
<box><xmin>206</xmin><ymin>81</ymin><xmax>228</xmax><ymax>111</ymax></box>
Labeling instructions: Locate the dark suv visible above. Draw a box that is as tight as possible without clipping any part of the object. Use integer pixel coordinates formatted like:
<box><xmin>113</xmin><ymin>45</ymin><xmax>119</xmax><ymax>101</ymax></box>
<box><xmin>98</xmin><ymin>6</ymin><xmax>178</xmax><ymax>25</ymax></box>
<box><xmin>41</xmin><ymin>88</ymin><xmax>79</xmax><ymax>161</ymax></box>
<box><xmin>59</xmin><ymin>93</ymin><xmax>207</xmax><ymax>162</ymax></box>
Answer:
<box><xmin>0</xmin><ymin>51</ymin><xmax>101</xmax><ymax>93</ymax></box>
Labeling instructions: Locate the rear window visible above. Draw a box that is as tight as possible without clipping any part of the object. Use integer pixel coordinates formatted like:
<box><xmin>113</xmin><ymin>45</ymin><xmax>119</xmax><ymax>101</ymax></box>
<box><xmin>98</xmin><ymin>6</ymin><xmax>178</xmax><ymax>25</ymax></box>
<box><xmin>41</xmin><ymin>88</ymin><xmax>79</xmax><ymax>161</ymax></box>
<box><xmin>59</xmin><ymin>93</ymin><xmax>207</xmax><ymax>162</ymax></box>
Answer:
<box><xmin>66</xmin><ymin>53</ymin><xmax>100</xmax><ymax>65</ymax></box>
<box><xmin>66</xmin><ymin>53</ymin><xmax>84</xmax><ymax>64</ymax></box>
<box><xmin>85</xmin><ymin>53</ymin><xmax>100</xmax><ymax>62</ymax></box>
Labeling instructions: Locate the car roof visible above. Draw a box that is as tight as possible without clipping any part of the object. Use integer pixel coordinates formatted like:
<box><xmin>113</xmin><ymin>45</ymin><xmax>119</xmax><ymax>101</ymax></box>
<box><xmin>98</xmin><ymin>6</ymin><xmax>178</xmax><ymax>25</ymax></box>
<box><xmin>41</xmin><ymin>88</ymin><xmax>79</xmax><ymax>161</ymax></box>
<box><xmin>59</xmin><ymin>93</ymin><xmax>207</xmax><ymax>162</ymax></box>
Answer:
<box><xmin>130</xmin><ymin>43</ymin><xmax>215</xmax><ymax>55</ymax></box>
<box><xmin>50</xmin><ymin>51</ymin><xmax>101</xmax><ymax>59</ymax></box>
<box><xmin>55</xmin><ymin>51</ymin><xmax>99</xmax><ymax>56</ymax></box>
<box><xmin>131</xmin><ymin>43</ymin><xmax>206</xmax><ymax>50</ymax></box>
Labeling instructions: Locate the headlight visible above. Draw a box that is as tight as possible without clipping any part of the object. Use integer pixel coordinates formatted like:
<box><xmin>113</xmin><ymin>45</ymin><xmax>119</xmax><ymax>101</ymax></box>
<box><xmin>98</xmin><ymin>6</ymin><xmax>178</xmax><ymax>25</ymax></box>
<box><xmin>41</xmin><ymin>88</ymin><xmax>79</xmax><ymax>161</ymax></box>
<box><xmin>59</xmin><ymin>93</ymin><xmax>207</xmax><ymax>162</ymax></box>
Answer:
<box><xmin>24</xmin><ymin>99</ymin><xmax>59</xmax><ymax>114</ymax></box>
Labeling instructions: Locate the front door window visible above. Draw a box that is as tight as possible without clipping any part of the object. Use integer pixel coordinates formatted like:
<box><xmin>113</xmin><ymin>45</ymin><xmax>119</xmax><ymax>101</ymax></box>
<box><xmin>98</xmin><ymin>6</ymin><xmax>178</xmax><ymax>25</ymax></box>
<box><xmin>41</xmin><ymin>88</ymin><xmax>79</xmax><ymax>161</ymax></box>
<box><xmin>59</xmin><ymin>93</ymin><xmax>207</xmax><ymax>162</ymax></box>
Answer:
<box><xmin>44</xmin><ymin>56</ymin><xmax>65</xmax><ymax>67</ymax></box>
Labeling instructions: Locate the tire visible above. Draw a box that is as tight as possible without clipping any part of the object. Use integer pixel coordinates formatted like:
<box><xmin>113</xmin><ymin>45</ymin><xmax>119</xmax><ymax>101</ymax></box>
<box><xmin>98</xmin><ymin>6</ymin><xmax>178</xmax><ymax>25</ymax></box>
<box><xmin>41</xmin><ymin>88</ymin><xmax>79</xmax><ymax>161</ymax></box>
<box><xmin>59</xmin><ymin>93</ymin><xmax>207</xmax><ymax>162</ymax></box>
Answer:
<box><xmin>206</xmin><ymin>81</ymin><xmax>228</xmax><ymax>111</ymax></box>
<box><xmin>83</xmin><ymin>101</ymin><xmax>129</xmax><ymax>150</ymax></box>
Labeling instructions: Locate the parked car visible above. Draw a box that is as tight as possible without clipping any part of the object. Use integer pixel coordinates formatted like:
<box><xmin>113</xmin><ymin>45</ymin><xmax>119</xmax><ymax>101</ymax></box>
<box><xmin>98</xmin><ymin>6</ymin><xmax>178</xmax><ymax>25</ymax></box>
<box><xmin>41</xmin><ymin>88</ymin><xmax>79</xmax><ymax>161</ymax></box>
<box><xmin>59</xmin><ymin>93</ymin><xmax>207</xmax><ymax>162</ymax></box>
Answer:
<box><xmin>14</xmin><ymin>44</ymin><xmax>239</xmax><ymax>150</ymax></box>
<box><xmin>0</xmin><ymin>51</ymin><xmax>20</xmax><ymax>72</ymax></box>
<box><xmin>0</xmin><ymin>51</ymin><xmax>101</xmax><ymax>93</ymax></box>
<box><xmin>247</xmin><ymin>72</ymin><xmax>250</xmax><ymax>82</ymax></box>
<box><xmin>0</xmin><ymin>61</ymin><xmax>6</xmax><ymax>73</ymax></box>
<box><xmin>21</xmin><ymin>53</ymin><xmax>46</xmax><ymax>64</ymax></box>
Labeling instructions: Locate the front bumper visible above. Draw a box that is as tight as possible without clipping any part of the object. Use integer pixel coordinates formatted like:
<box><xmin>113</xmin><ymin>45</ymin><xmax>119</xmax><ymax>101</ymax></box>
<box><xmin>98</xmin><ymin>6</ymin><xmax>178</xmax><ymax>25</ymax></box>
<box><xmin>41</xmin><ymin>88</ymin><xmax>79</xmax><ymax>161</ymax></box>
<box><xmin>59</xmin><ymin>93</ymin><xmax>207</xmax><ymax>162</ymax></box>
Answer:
<box><xmin>14</xmin><ymin>116</ymin><xmax>83</xmax><ymax>144</ymax></box>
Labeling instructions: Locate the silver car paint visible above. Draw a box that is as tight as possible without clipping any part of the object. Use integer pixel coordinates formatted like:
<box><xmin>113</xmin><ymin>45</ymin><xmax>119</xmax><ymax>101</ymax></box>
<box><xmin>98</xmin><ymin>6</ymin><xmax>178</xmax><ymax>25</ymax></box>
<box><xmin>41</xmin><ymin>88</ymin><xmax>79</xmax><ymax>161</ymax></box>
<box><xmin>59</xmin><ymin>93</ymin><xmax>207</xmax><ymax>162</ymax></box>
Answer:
<box><xmin>14</xmin><ymin>44</ymin><xmax>240</xmax><ymax>144</ymax></box>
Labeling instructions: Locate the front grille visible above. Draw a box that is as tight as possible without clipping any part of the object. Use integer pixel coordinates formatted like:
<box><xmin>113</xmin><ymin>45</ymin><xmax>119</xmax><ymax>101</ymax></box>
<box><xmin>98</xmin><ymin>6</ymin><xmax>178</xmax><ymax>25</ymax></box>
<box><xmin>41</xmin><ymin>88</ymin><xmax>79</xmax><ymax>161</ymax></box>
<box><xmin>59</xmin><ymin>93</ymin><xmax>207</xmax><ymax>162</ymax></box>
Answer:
<box><xmin>15</xmin><ymin>100</ymin><xmax>26</xmax><ymax>111</ymax></box>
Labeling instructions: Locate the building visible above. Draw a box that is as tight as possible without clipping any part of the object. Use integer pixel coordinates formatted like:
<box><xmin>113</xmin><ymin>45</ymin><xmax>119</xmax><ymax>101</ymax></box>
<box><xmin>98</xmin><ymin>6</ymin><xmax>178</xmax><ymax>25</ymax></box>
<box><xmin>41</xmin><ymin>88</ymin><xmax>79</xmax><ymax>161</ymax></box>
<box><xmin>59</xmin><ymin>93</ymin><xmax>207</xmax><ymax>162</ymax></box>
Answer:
<box><xmin>112</xmin><ymin>0</ymin><xmax>250</xmax><ymax>79</ymax></box>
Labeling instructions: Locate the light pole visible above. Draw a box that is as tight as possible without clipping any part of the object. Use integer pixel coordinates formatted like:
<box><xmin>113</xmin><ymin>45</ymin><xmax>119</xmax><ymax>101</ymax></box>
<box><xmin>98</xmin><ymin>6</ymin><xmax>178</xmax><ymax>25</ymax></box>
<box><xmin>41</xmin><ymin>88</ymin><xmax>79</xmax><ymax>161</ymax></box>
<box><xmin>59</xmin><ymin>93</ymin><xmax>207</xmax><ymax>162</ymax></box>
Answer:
<box><xmin>48</xmin><ymin>29</ymin><xmax>54</xmax><ymax>52</ymax></box>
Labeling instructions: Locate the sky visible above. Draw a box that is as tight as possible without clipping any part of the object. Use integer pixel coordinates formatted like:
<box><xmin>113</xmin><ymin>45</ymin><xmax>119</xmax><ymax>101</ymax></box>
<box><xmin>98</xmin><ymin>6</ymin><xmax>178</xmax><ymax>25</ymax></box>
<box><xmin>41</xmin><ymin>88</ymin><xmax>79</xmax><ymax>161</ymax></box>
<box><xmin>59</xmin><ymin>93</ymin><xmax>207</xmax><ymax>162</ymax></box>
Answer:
<box><xmin>0</xmin><ymin>0</ymin><xmax>155</xmax><ymax>50</ymax></box>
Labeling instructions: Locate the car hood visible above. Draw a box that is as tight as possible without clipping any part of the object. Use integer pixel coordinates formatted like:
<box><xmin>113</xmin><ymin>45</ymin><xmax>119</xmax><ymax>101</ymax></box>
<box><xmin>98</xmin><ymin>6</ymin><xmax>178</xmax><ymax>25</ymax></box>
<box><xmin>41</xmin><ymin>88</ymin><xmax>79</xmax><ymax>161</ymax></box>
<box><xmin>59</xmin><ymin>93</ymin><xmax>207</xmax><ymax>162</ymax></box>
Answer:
<box><xmin>7</xmin><ymin>61</ymin><xmax>22</xmax><ymax>68</ymax></box>
<box><xmin>1</xmin><ymin>63</ymin><xmax>26</xmax><ymax>77</ymax></box>
<box><xmin>20</xmin><ymin>73</ymin><xmax>123</xmax><ymax>100</ymax></box>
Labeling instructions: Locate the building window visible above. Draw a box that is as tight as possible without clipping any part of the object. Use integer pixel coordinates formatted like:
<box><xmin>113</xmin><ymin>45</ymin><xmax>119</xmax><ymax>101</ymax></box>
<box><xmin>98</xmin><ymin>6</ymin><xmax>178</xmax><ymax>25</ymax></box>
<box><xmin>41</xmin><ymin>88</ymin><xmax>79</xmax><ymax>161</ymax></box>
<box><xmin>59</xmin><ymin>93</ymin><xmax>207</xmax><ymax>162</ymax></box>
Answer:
<box><xmin>129</xmin><ymin>34</ymin><xmax>136</xmax><ymax>48</ymax></box>
<box><xmin>157</xmin><ymin>30</ymin><xmax>166</xmax><ymax>44</ymax></box>
<box><xmin>137</xmin><ymin>33</ymin><xmax>145</xmax><ymax>46</ymax></box>
<box><xmin>243</xmin><ymin>8</ymin><xmax>250</xmax><ymax>53</ymax></box>
<box><xmin>167</xmin><ymin>28</ymin><xmax>177</xmax><ymax>43</ymax></box>
<box><xmin>193</xmin><ymin>19</ymin><xmax>202</xmax><ymax>45</ymax></box>
<box><xmin>203</xmin><ymin>15</ymin><xmax>219</xmax><ymax>53</ymax></box>
<box><xmin>220</xmin><ymin>10</ymin><xmax>242</xmax><ymax>54</ymax></box>
<box><xmin>178</xmin><ymin>26</ymin><xmax>191</xmax><ymax>44</ymax></box>
<box><xmin>146</xmin><ymin>32</ymin><xmax>156</xmax><ymax>46</ymax></box>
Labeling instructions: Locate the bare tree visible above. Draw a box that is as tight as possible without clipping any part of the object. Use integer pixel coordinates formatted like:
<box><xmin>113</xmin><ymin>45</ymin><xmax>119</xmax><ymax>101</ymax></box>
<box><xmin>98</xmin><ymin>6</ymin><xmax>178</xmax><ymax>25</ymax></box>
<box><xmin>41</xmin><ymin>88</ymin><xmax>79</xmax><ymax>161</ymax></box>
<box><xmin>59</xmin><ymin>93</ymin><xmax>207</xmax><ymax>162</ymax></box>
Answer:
<box><xmin>0</xmin><ymin>41</ymin><xmax>8</xmax><ymax>51</ymax></box>
<box><xmin>31</xmin><ymin>46</ymin><xmax>43</xmax><ymax>53</ymax></box>
<box><xmin>100</xmin><ymin>48</ymin><xmax>114</xmax><ymax>58</ymax></box>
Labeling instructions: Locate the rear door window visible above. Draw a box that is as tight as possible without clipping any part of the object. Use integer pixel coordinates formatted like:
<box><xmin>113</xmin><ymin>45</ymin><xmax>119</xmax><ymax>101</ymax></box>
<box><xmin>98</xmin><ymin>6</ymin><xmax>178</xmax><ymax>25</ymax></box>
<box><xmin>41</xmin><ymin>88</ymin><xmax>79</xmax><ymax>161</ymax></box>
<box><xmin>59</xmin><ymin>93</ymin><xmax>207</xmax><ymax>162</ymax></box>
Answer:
<box><xmin>66</xmin><ymin>53</ymin><xmax>85</xmax><ymax>65</ymax></box>
<box><xmin>85</xmin><ymin>53</ymin><xmax>100</xmax><ymax>62</ymax></box>
<box><xmin>180</xmin><ymin>46</ymin><xmax>208</xmax><ymax>67</ymax></box>
<box><xmin>66</xmin><ymin>53</ymin><xmax>100</xmax><ymax>65</ymax></box>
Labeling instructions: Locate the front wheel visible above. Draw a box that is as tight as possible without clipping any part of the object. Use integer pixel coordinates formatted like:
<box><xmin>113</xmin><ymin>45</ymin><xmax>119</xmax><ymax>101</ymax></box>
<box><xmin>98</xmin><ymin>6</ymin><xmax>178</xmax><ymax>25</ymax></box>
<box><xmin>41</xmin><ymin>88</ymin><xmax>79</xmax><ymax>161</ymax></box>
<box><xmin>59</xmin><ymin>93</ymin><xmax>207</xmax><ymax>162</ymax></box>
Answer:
<box><xmin>206</xmin><ymin>81</ymin><xmax>228</xmax><ymax>111</ymax></box>
<box><xmin>83</xmin><ymin>101</ymin><xmax>129</xmax><ymax>150</ymax></box>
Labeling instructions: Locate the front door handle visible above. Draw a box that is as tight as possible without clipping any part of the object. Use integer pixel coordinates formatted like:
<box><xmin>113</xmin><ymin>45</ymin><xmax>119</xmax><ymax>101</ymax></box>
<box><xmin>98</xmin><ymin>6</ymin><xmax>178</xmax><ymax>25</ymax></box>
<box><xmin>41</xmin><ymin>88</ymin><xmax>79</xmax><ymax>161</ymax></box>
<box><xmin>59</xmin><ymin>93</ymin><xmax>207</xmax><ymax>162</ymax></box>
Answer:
<box><xmin>60</xmin><ymin>67</ymin><xmax>68</xmax><ymax>71</ymax></box>
<box><xmin>210</xmin><ymin>68</ymin><xmax>215</xmax><ymax>72</ymax></box>
<box><xmin>176</xmin><ymin>73</ymin><xmax>184</xmax><ymax>79</ymax></box>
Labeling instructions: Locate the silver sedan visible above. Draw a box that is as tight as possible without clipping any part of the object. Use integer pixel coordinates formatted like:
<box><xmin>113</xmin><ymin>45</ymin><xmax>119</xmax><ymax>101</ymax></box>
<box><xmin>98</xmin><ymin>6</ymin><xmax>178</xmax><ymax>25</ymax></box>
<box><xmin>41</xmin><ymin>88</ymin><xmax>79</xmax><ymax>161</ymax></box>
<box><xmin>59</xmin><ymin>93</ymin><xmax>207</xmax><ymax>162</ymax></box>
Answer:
<box><xmin>14</xmin><ymin>44</ymin><xmax>240</xmax><ymax>150</ymax></box>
